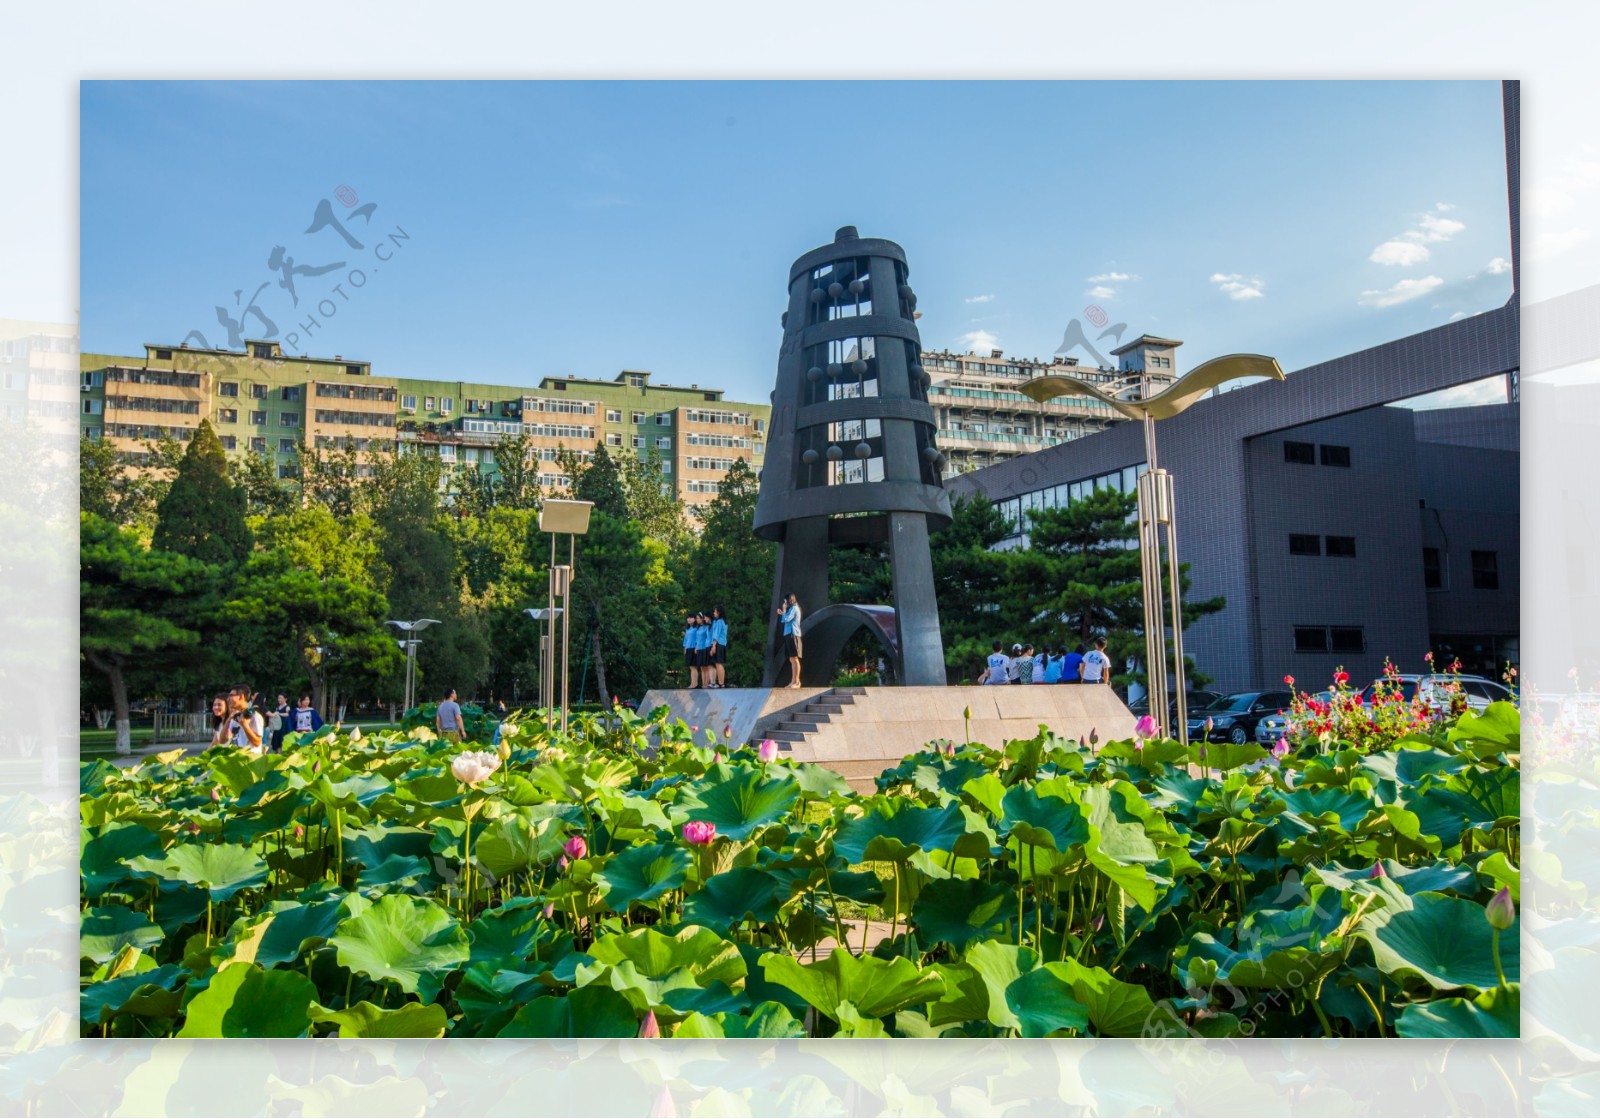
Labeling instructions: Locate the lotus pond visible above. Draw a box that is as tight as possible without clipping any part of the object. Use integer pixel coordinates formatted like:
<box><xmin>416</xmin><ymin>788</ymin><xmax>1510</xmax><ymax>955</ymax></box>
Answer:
<box><xmin>79</xmin><ymin>702</ymin><xmax>1521</xmax><ymax>1039</ymax></box>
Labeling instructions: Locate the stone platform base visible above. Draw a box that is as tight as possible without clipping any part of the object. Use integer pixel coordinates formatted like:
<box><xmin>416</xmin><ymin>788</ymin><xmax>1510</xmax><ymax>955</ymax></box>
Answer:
<box><xmin>636</xmin><ymin>684</ymin><xmax>1135</xmax><ymax>792</ymax></box>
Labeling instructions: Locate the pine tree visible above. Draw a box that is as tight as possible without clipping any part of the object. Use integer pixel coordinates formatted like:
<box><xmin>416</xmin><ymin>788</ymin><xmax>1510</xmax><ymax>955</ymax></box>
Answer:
<box><xmin>152</xmin><ymin>420</ymin><xmax>253</xmax><ymax>566</ymax></box>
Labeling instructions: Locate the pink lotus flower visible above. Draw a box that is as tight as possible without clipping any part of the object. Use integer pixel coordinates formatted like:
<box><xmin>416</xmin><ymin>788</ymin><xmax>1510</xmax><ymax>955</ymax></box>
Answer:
<box><xmin>1271</xmin><ymin>737</ymin><xmax>1290</xmax><ymax>760</ymax></box>
<box><xmin>758</xmin><ymin>739</ymin><xmax>779</xmax><ymax>763</ymax></box>
<box><xmin>557</xmin><ymin>855</ymin><xmax>568</xmax><ymax>871</ymax></box>
<box><xmin>563</xmin><ymin>835</ymin><xmax>587</xmax><ymax>861</ymax></box>
<box><xmin>1134</xmin><ymin>715</ymin><xmax>1158</xmax><ymax>741</ymax></box>
<box><xmin>682</xmin><ymin>820</ymin><xmax>717</xmax><ymax>846</ymax></box>
<box><xmin>943</xmin><ymin>740</ymin><xmax>957</xmax><ymax>758</ymax></box>
<box><xmin>650</xmin><ymin>1085</ymin><xmax>678</xmax><ymax>1119</ymax></box>
<box><xmin>1369</xmin><ymin>862</ymin><xmax>1386</xmax><ymax>879</ymax></box>
<box><xmin>691</xmin><ymin>725</ymin><xmax>699</xmax><ymax>733</ymax></box>
<box><xmin>638</xmin><ymin>1008</ymin><xmax>662</xmax><ymax>1038</ymax></box>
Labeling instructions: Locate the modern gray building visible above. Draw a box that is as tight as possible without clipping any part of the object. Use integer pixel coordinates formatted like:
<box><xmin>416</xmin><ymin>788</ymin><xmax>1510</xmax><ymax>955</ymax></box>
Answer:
<box><xmin>947</xmin><ymin>82</ymin><xmax>1520</xmax><ymax>694</ymax></box>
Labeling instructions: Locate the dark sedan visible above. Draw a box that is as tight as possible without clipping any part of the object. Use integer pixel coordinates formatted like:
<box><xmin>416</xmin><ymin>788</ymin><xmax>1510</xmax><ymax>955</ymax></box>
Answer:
<box><xmin>1187</xmin><ymin>690</ymin><xmax>1295</xmax><ymax>745</ymax></box>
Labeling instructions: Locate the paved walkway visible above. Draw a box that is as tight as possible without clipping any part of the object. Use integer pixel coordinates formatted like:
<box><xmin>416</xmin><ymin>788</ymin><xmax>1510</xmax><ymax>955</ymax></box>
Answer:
<box><xmin>104</xmin><ymin>740</ymin><xmax>211</xmax><ymax>769</ymax></box>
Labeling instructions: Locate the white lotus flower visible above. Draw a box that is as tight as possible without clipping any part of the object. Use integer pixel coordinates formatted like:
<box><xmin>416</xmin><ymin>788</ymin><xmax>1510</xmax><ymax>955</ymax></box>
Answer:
<box><xmin>501</xmin><ymin>723</ymin><xmax>518</xmax><ymax>738</ymax></box>
<box><xmin>349</xmin><ymin>726</ymin><xmax>363</xmax><ymax>741</ymax></box>
<box><xmin>451</xmin><ymin>750</ymin><xmax>501</xmax><ymax>785</ymax></box>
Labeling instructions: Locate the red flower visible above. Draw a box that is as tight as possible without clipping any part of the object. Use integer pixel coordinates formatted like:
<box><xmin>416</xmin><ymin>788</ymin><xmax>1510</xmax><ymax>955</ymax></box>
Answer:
<box><xmin>1283</xmin><ymin>675</ymin><xmax>1295</xmax><ymax>687</ymax></box>
<box><xmin>1333</xmin><ymin>670</ymin><xmax>1349</xmax><ymax>686</ymax></box>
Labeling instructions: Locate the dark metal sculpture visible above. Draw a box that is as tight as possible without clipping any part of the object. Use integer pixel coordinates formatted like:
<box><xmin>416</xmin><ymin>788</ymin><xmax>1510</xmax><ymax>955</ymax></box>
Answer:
<box><xmin>753</xmin><ymin>227</ymin><xmax>949</xmax><ymax>686</ymax></box>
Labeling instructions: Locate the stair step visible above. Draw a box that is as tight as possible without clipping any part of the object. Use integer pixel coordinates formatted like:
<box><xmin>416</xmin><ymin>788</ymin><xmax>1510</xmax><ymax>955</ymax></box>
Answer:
<box><xmin>766</xmin><ymin>730</ymin><xmax>807</xmax><ymax>743</ymax></box>
<box><xmin>777</xmin><ymin>721</ymin><xmax>818</xmax><ymax>734</ymax></box>
<box><xmin>803</xmin><ymin>704</ymin><xmax>844</xmax><ymax>715</ymax></box>
<box><xmin>788</xmin><ymin>714</ymin><xmax>830</xmax><ymax>727</ymax></box>
<box><xmin>832</xmin><ymin>687</ymin><xmax>867</xmax><ymax>696</ymax></box>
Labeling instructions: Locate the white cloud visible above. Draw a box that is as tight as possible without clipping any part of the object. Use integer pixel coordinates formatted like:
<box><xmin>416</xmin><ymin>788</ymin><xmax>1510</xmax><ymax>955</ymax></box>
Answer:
<box><xmin>955</xmin><ymin>329</ymin><xmax>1000</xmax><ymax>354</ymax></box>
<box><xmin>1449</xmin><ymin>311</ymin><xmax>1468</xmax><ymax>321</ymax></box>
<box><xmin>1358</xmin><ymin>275</ymin><xmax>1444</xmax><ymax>308</ymax></box>
<box><xmin>1209</xmin><ymin>272</ymin><xmax>1264</xmax><ymax>301</ymax></box>
<box><xmin>1087</xmin><ymin>271</ymin><xmax>1137</xmax><ymax>283</ymax></box>
<box><xmin>1399</xmin><ymin>376</ymin><xmax>1508</xmax><ymax>411</ymax></box>
<box><xmin>964</xmin><ymin>294</ymin><xmax>995</xmax><ymax>304</ymax></box>
<box><xmin>1485</xmin><ymin>257</ymin><xmax>1512</xmax><ymax>275</ymax></box>
<box><xmin>1369</xmin><ymin>203</ymin><xmax>1465</xmax><ymax>263</ymax></box>
<box><xmin>1085</xmin><ymin>285</ymin><xmax>1116</xmax><ymax>300</ymax></box>
<box><xmin>1370</xmin><ymin>240</ymin><xmax>1431</xmax><ymax>266</ymax></box>
<box><xmin>1533</xmin><ymin>227</ymin><xmax>1591</xmax><ymax>260</ymax></box>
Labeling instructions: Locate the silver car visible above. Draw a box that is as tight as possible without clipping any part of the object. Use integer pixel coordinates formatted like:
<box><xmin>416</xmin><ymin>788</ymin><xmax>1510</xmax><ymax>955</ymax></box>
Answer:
<box><xmin>1255</xmin><ymin>690</ymin><xmax>1335</xmax><ymax>744</ymax></box>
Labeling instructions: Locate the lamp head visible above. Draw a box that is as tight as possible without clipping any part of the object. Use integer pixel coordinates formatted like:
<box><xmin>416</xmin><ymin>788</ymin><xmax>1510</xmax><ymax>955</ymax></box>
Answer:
<box><xmin>539</xmin><ymin>499</ymin><xmax>595</xmax><ymax>535</ymax></box>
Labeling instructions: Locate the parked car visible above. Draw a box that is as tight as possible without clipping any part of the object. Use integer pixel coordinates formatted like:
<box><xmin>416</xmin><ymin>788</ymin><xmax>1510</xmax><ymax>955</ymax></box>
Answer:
<box><xmin>1255</xmin><ymin>690</ymin><xmax>1336</xmax><ymax>745</ymax></box>
<box><xmin>1188</xmin><ymin>690</ymin><xmax>1295</xmax><ymax>745</ymax></box>
<box><xmin>1129</xmin><ymin>689</ymin><xmax>1225</xmax><ymax>723</ymax></box>
<box><xmin>1358</xmin><ymin>674</ymin><xmax>1513</xmax><ymax>716</ymax></box>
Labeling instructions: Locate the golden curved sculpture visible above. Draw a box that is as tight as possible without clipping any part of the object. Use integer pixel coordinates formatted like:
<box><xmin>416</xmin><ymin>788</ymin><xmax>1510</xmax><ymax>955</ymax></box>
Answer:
<box><xmin>1018</xmin><ymin>353</ymin><xmax>1286</xmax><ymax>421</ymax></box>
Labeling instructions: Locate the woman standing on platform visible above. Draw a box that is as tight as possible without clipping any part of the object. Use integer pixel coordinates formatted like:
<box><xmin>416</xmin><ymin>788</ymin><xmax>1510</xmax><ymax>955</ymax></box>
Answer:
<box><xmin>683</xmin><ymin>614</ymin><xmax>700</xmax><ymax>689</ymax></box>
<box><xmin>709</xmin><ymin>604</ymin><xmax>728</xmax><ymax>688</ymax></box>
<box><xmin>777</xmin><ymin>592</ymin><xmax>803</xmax><ymax>689</ymax></box>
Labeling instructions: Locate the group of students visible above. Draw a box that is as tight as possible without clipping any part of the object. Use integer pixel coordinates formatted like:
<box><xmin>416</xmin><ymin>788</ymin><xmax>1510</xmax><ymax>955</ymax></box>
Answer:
<box><xmin>682</xmin><ymin>605</ymin><xmax>729</xmax><ymax>688</ymax></box>
<box><xmin>208</xmin><ymin>686</ymin><xmax>325</xmax><ymax>755</ymax></box>
<box><xmin>981</xmin><ymin>636</ymin><xmax>1112</xmax><ymax>686</ymax></box>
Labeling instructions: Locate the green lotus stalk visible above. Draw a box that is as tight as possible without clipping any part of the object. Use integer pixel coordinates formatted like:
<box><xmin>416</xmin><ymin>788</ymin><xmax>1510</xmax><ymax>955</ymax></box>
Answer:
<box><xmin>1485</xmin><ymin>887</ymin><xmax>1514</xmax><ymax>988</ymax></box>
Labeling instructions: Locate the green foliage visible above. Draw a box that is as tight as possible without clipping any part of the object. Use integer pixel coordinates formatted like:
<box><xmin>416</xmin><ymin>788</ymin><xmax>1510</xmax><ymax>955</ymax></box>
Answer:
<box><xmin>78</xmin><ymin>705</ymin><xmax>1518</xmax><ymax>1039</ymax></box>
<box><xmin>682</xmin><ymin>459</ymin><xmax>772</xmax><ymax>686</ymax></box>
<box><xmin>152</xmin><ymin>420</ymin><xmax>254</xmax><ymax>568</ymax></box>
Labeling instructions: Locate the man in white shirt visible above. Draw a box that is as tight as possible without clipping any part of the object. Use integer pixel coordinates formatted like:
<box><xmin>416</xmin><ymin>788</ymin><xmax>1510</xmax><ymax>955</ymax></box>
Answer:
<box><xmin>224</xmin><ymin>685</ymin><xmax>266</xmax><ymax>755</ymax></box>
<box><xmin>982</xmin><ymin>641</ymin><xmax>1011</xmax><ymax>685</ymax></box>
<box><xmin>1081</xmin><ymin>637</ymin><xmax>1112</xmax><ymax>685</ymax></box>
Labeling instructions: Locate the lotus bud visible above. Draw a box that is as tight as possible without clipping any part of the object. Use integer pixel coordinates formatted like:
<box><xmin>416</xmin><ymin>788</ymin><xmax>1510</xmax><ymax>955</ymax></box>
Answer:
<box><xmin>613</xmin><ymin>695</ymin><xmax>620</xmax><ymax>708</ymax></box>
<box><xmin>312</xmin><ymin>760</ymin><xmax>321</xmax><ymax>774</ymax></box>
<box><xmin>1089</xmin><ymin>727</ymin><xmax>1098</xmax><ymax>746</ymax></box>
<box><xmin>712</xmin><ymin>752</ymin><xmax>722</xmax><ymax>765</ymax></box>
<box><xmin>723</xmin><ymin>724</ymin><xmax>732</xmax><ymax>740</ymax></box>
<box><xmin>650</xmin><ymin>1085</ymin><xmax>678</xmax><ymax>1119</ymax></box>
<box><xmin>210</xmin><ymin>786</ymin><xmax>220</xmax><ymax>803</ymax></box>
<box><xmin>638</xmin><ymin>1008</ymin><xmax>662</xmax><ymax>1038</ymax></box>
<box><xmin>1271</xmin><ymin>737</ymin><xmax>1289</xmax><ymax>760</ymax></box>
<box><xmin>963</xmin><ymin>705</ymin><xmax>972</xmax><ymax>722</ymax></box>
<box><xmin>758</xmin><ymin>739</ymin><xmax>779</xmax><ymax>763</ymax></box>
<box><xmin>1134</xmin><ymin>715</ymin><xmax>1158</xmax><ymax>741</ymax></box>
<box><xmin>293</xmin><ymin>825</ymin><xmax>304</xmax><ymax>841</ymax></box>
<box><xmin>350</xmin><ymin>726</ymin><xmax>362</xmax><ymax>741</ymax></box>
<box><xmin>563</xmin><ymin>835</ymin><xmax>587</xmax><ymax>861</ymax></box>
<box><xmin>1203</xmin><ymin>717</ymin><xmax>1214</xmax><ymax>736</ymax></box>
<box><xmin>1079</xmin><ymin>735</ymin><xmax>1087</xmax><ymax>750</ymax></box>
<box><xmin>943</xmin><ymin>740</ymin><xmax>957</xmax><ymax>758</ymax></box>
<box><xmin>1368</xmin><ymin>862</ymin><xmax>1386</xmax><ymax>879</ymax></box>
<box><xmin>1091</xmin><ymin>914</ymin><xmax>1104</xmax><ymax>932</ymax></box>
<box><xmin>691</xmin><ymin>725</ymin><xmax>699</xmax><ymax>733</ymax></box>
<box><xmin>541</xmin><ymin>903</ymin><xmax>555</xmax><ymax>919</ymax></box>
<box><xmin>1485</xmin><ymin>887</ymin><xmax>1515</xmax><ymax>930</ymax></box>
<box><xmin>557</xmin><ymin>855</ymin><xmax>569</xmax><ymax>872</ymax></box>
<box><xmin>682</xmin><ymin>820</ymin><xmax>717</xmax><ymax>846</ymax></box>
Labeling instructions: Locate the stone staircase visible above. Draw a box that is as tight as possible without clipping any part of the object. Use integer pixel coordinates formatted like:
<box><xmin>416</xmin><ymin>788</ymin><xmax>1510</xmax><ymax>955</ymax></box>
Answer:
<box><xmin>756</xmin><ymin>687</ymin><xmax>864</xmax><ymax>752</ymax></box>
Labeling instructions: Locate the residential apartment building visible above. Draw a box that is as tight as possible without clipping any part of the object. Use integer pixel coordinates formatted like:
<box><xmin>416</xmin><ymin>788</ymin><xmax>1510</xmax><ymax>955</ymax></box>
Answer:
<box><xmin>78</xmin><ymin>343</ymin><xmax>768</xmax><ymax>512</ymax></box>
<box><xmin>925</xmin><ymin>335</ymin><xmax>1177</xmax><ymax>477</ymax></box>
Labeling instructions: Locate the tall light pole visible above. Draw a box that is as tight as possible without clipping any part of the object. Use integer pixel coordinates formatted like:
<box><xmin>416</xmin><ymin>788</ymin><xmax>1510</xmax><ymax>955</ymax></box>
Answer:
<box><xmin>538</xmin><ymin>499</ymin><xmax>594</xmax><ymax>736</ymax></box>
<box><xmin>386</xmin><ymin>618</ymin><xmax>441</xmax><ymax>716</ymax></box>
<box><xmin>1021</xmin><ymin>353</ymin><xmax>1284</xmax><ymax>743</ymax></box>
<box><xmin>523</xmin><ymin>607</ymin><xmax>564</xmax><ymax>729</ymax></box>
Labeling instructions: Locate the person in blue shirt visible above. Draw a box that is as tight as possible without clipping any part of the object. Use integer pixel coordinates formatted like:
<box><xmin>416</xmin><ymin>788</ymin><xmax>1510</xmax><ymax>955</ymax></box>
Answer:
<box><xmin>777</xmin><ymin>592</ymin><xmax>803</xmax><ymax>688</ymax></box>
<box><xmin>1060</xmin><ymin>644</ymin><xmax>1085</xmax><ymax>684</ymax></box>
<box><xmin>709</xmin><ymin>604</ymin><xmax>729</xmax><ymax>688</ymax></box>
<box><xmin>683</xmin><ymin>614</ymin><xmax>700</xmax><ymax>688</ymax></box>
<box><xmin>694</xmin><ymin>612</ymin><xmax>712</xmax><ymax>687</ymax></box>
<box><xmin>1043</xmin><ymin>645</ymin><xmax>1063</xmax><ymax>684</ymax></box>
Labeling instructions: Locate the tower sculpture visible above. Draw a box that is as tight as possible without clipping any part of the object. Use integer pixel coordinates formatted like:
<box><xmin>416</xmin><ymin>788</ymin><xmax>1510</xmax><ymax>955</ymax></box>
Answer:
<box><xmin>753</xmin><ymin>227</ymin><xmax>949</xmax><ymax>687</ymax></box>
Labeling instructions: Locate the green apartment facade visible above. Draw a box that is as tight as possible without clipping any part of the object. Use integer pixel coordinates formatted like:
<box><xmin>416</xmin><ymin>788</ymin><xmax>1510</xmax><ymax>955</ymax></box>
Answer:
<box><xmin>79</xmin><ymin>341</ymin><xmax>769</xmax><ymax>511</ymax></box>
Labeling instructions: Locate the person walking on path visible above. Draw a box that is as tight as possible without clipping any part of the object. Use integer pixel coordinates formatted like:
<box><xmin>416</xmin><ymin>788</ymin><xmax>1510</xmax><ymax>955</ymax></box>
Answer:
<box><xmin>709</xmin><ymin>604</ymin><xmax>729</xmax><ymax>688</ymax></box>
<box><xmin>1081</xmin><ymin>638</ymin><xmax>1112</xmax><ymax>686</ymax></box>
<box><xmin>778</xmin><ymin>592</ymin><xmax>804</xmax><ymax>689</ymax></box>
<box><xmin>224</xmin><ymin>685</ymin><xmax>265</xmax><ymax>755</ymax></box>
<box><xmin>1061</xmin><ymin>645</ymin><xmax>1085</xmax><ymax>684</ymax></box>
<box><xmin>982</xmin><ymin>641</ymin><xmax>1011</xmax><ymax>685</ymax></box>
<box><xmin>270</xmin><ymin>693</ymin><xmax>291</xmax><ymax>752</ymax></box>
<box><xmin>436</xmin><ymin>688</ymin><xmax>466</xmax><ymax>742</ymax></box>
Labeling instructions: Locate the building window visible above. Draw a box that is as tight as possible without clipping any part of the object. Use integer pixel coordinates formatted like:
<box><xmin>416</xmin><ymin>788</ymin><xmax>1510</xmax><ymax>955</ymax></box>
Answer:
<box><xmin>81</xmin><ymin>399</ymin><xmax>102</xmax><ymax>416</ymax></box>
<box><xmin>281</xmin><ymin>386</ymin><xmax>301</xmax><ymax>401</ymax></box>
<box><xmin>1330</xmin><ymin>627</ymin><xmax>1365</xmax><ymax>654</ymax></box>
<box><xmin>656</xmin><ymin>436</ymin><xmax>672</xmax><ymax>450</ymax></box>
<box><xmin>441</xmin><ymin>398</ymin><xmax>453</xmax><ymax>414</ymax></box>
<box><xmin>1284</xmin><ymin>440</ymin><xmax>1316</xmax><ymax>465</ymax></box>
<box><xmin>219</xmin><ymin>435</ymin><xmax>237</xmax><ymax>450</ymax></box>
<box><xmin>250</xmin><ymin>383</ymin><xmax>267</xmax><ymax>399</ymax></box>
<box><xmin>346</xmin><ymin>364</ymin><xmax>361</xmax><ymax>376</ymax></box>
<box><xmin>281</xmin><ymin>413</ymin><xmax>300</xmax><ymax>427</ymax></box>
<box><xmin>217</xmin><ymin>408</ymin><xmax>238</xmax><ymax>424</ymax></box>
<box><xmin>1324</xmin><ymin>535</ymin><xmax>1357</xmax><ymax>558</ymax></box>
<box><xmin>154</xmin><ymin>348</ymin><xmax>173</xmax><ymax>360</ymax></box>
<box><xmin>606</xmin><ymin>409</ymin><xmax>622</xmax><ymax>423</ymax></box>
<box><xmin>655</xmin><ymin>413</ymin><xmax>673</xmax><ymax>426</ymax></box>
<box><xmin>250</xmin><ymin>342</ymin><xmax>274</xmax><ymax>358</ymax></box>
<box><xmin>249</xmin><ymin>410</ymin><xmax>267</xmax><ymax>425</ymax></box>
<box><xmin>606</xmin><ymin>433</ymin><xmax>622</xmax><ymax>447</ymax></box>
<box><xmin>1472</xmin><ymin>550</ymin><xmax>1499</xmax><ymax>590</ymax></box>
<box><xmin>278</xmin><ymin>463</ymin><xmax>297</xmax><ymax>479</ymax></box>
<box><xmin>1320</xmin><ymin>444</ymin><xmax>1351</xmax><ymax>467</ymax></box>
<box><xmin>81</xmin><ymin>370</ymin><xmax>103</xmax><ymax>390</ymax></box>
<box><xmin>250</xmin><ymin>436</ymin><xmax>267</xmax><ymax>452</ymax></box>
<box><xmin>1423</xmin><ymin>547</ymin><xmax>1443</xmax><ymax>589</ymax></box>
<box><xmin>627</xmin><ymin>374</ymin><xmax>645</xmax><ymax>387</ymax></box>
<box><xmin>279</xmin><ymin>438</ymin><xmax>297</xmax><ymax>453</ymax></box>
<box><xmin>219</xmin><ymin>382</ymin><xmax>238</xmax><ymax>397</ymax></box>
<box><xmin>1289</xmin><ymin>534</ymin><xmax>1321</xmax><ymax>556</ymax></box>
<box><xmin>402</xmin><ymin>394</ymin><xmax>417</xmax><ymax>410</ymax></box>
<box><xmin>1294</xmin><ymin>626</ymin><xmax>1329</xmax><ymax>653</ymax></box>
<box><xmin>425</xmin><ymin>396</ymin><xmax>436</xmax><ymax>410</ymax></box>
<box><xmin>631</xmin><ymin>435</ymin><xmax>644</xmax><ymax>449</ymax></box>
<box><xmin>85</xmin><ymin>427</ymin><xmax>102</xmax><ymax>441</ymax></box>
<box><xmin>632</xmin><ymin>411</ymin><xmax>645</xmax><ymax>424</ymax></box>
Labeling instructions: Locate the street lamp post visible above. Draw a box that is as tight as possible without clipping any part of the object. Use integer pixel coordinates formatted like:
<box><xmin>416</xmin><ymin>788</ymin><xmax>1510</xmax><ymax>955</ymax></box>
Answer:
<box><xmin>1021</xmin><ymin>353</ymin><xmax>1285</xmax><ymax>743</ymax></box>
<box><xmin>385</xmin><ymin>618</ymin><xmax>441</xmax><ymax>716</ymax></box>
<box><xmin>523</xmin><ymin>607</ymin><xmax>564</xmax><ymax>729</ymax></box>
<box><xmin>537</xmin><ymin>500</ymin><xmax>594</xmax><ymax>736</ymax></box>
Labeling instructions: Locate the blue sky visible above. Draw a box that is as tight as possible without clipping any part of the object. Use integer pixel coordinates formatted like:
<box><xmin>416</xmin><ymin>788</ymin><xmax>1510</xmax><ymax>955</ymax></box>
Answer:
<box><xmin>81</xmin><ymin>80</ymin><xmax>1513</xmax><ymax>403</ymax></box>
